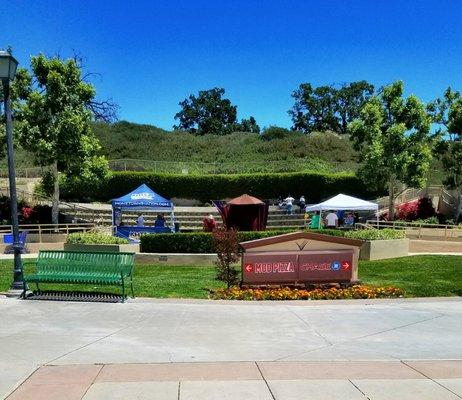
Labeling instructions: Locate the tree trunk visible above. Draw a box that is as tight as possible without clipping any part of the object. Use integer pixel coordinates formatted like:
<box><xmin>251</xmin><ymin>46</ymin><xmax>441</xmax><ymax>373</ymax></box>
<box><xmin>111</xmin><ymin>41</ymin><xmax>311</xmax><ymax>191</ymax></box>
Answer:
<box><xmin>388</xmin><ymin>179</ymin><xmax>395</xmax><ymax>221</ymax></box>
<box><xmin>51</xmin><ymin>162</ymin><xmax>59</xmax><ymax>225</ymax></box>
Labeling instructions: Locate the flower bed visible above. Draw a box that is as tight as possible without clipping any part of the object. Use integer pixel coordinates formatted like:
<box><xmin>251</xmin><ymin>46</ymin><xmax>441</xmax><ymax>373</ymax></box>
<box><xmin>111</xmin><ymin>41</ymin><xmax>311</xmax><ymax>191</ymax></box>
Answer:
<box><xmin>209</xmin><ymin>285</ymin><xmax>405</xmax><ymax>300</ymax></box>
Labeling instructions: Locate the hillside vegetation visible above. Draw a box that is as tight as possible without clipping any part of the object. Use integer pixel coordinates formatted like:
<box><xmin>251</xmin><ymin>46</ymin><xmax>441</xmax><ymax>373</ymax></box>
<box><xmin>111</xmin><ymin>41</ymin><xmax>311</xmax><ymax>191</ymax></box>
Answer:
<box><xmin>94</xmin><ymin>121</ymin><xmax>358</xmax><ymax>172</ymax></box>
<box><xmin>3</xmin><ymin>121</ymin><xmax>443</xmax><ymax>182</ymax></box>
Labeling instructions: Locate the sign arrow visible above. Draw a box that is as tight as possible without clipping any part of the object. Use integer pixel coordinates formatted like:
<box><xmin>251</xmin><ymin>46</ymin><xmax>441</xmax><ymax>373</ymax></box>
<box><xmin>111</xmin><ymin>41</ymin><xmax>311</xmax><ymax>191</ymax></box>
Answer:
<box><xmin>342</xmin><ymin>261</ymin><xmax>351</xmax><ymax>270</ymax></box>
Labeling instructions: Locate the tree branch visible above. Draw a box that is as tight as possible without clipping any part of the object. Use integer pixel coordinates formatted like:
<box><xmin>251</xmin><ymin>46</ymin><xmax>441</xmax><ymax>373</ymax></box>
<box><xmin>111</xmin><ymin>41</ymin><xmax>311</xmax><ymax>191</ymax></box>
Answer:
<box><xmin>88</xmin><ymin>99</ymin><xmax>119</xmax><ymax>123</ymax></box>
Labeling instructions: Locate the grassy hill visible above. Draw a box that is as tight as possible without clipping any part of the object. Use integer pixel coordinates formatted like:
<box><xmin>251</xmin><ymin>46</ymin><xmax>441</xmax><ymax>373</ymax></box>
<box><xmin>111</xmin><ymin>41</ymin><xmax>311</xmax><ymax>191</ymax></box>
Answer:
<box><xmin>93</xmin><ymin>121</ymin><xmax>358</xmax><ymax>173</ymax></box>
<box><xmin>2</xmin><ymin>121</ymin><xmax>443</xmax><ymax>181</ymax></box>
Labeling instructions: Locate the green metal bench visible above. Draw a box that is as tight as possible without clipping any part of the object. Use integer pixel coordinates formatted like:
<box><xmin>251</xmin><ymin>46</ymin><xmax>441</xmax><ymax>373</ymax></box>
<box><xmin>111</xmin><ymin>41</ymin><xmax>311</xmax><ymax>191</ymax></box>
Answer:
<box><xmin>23</xmin><ymin>251</ymin><xmax>135</xmax><ymax>302</ymax></box>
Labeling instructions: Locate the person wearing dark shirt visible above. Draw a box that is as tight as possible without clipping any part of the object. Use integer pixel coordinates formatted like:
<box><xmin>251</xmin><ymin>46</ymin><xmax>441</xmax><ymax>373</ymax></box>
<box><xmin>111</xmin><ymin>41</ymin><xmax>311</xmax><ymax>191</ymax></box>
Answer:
<box><xmin>154</xmin><ymin>214</ymin><xmax>166</xmax><ymax>228</ymax></box>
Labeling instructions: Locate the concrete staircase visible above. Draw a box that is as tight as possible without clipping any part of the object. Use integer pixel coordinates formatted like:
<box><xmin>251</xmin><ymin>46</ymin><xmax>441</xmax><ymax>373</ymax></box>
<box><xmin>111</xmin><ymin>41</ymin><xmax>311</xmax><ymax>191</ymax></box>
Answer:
<box><xmin>59</xmin><ymin>205</ymin><xmax>306</xmax><ymax>231</ymax></box>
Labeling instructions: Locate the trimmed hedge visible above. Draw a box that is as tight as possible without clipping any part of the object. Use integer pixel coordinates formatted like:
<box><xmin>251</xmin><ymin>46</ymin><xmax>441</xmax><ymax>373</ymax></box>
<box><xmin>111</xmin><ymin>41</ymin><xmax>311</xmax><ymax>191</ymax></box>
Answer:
<box><xmin>139</xmin><ymin>228</ymin><xmax>397</xmax><ymax>254</ymax></box>
<box><xmin>344</xmin><ymin>228</ymin><xmax>406</xmax><ymax>241</ymax></box>
<box><xmin>60</xmin><ymin>170</ymin><xmax>375</xmax><ymax>203</ymax></box>
<box><xmin>66</xmin><ymin>232</ymin><xmax>129</xmax><ymax>245</ymax></box>
<box><xmin>140</xmin><ymin>230</ymin><xmax>299</xmax><ymax>254</ymax></box>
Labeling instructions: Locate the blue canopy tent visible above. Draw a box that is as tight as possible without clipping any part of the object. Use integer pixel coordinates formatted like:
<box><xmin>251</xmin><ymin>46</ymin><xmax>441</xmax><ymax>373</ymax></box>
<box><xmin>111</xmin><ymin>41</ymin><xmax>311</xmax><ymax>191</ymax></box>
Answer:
<box><xmin>112</xmin><ymin>184</ymin><xmax>175</xmax><ymax>242</ymax></box>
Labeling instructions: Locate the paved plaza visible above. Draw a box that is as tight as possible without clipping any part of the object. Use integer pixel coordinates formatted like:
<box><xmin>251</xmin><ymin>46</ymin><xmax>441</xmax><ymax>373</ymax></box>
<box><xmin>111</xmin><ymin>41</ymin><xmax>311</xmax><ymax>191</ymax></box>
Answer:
<box><xmin>1</xmin><ymin>296</ymin><xmax>462</xmax><ymax>399</ymax></box>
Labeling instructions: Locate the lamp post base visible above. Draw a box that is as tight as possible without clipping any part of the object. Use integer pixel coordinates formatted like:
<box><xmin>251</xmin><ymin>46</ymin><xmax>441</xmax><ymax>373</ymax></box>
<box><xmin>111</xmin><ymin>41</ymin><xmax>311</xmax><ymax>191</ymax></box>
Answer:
<box><xmin>4</xmin><ymin>288</ymin><xmax>26</xmax><ymax>298</ymax></box>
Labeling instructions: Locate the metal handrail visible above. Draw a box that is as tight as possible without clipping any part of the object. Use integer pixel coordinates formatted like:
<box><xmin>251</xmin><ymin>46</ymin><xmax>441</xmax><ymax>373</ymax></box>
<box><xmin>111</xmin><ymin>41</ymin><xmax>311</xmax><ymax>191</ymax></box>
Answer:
<box><xmin>365</xmin><ymin>220</ymin><xmax>462</xmax><ymax>230</ymax></box>
<box><xmin>0</xmin><ymin>186</ymin><xmax>98</xmax><ymax>214</ymax></box>
<box><xmin>0</xmin><ymin>223</ymin><xmax>98</xmax><ymax>243</ymax></box>
<box><xmin>365</xmin><ymin>219</ymin><xmax>462</xmax><ymax>241</ymax></box>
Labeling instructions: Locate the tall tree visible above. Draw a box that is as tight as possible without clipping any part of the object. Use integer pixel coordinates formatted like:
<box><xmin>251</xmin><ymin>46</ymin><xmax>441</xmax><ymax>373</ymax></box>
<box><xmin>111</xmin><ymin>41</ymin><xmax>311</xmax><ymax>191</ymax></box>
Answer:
<box><xmin>427</xmin><ymin>87</ymin><xmax>461</xmax><ymax>140</ymax></box>
<box><xmin>12</xmin><ymin>54</ymin><xmax>110</xmax><ymax>223</ymax></box>
<box><xmin>174</xmin><ymin>88</ymin><xmax>238</xmax><ymax>135</ymax></box>
<box><xmin>430</xmin><ymin>87</ymin><xmax>462</xmax><ymax>219</ymax></box>
<box><xmin>335</xmin><ymin>81</ymin><xmax>375</xmax><ymax>134</ymax></box>
<box><xmin>348</xmin><ymin>81</ymin><xmax>433</xmax><ymax>220</ymax></box>
<box><xmin>289</xmin><ymin>81</ymin><xmax>374</xmax><ymax>134</ymax></box>
<box><xmin>289</xmin><ymin>83</ymin><xmax>339</xmax><ymax>133</ymax></box>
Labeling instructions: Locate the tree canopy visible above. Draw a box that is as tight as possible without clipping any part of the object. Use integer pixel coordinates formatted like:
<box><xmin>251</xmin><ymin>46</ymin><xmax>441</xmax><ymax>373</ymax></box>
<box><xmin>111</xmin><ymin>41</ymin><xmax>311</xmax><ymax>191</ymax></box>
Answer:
<box><xmin>348</xmin><ymin>81</ymin><xmax>433</xmax><ymax>219</ymax></box>
<box><xmin>174</xmin><ymin>88</ymin><xmax>238</xmax><ymax>135</ymax></box>
<box><xmin>173</xmin><ymin>87</ymin><xmax>259</xmax><ymax>135</ymax></box>
<box><xmin>12</xmin><ymin>54</ymin><xmax>110</xmax><ymax>222</ymax></box>
<box><xmin>289</xmin><ymin>81</ymin><xmax>374</xmax><ymax>134</ymax></box>
<box><xmin>429</xmin><ymin>87</ymin><xmax>462</xmax><ymax>219</ymax></box>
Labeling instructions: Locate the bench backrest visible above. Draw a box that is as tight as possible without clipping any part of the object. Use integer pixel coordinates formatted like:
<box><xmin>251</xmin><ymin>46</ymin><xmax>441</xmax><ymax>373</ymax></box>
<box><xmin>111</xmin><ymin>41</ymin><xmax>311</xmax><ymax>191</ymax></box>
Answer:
<box><xmin>36</xmin><ymin>251</ymin><xmax>135</xmax><ymax>277</ymax></box>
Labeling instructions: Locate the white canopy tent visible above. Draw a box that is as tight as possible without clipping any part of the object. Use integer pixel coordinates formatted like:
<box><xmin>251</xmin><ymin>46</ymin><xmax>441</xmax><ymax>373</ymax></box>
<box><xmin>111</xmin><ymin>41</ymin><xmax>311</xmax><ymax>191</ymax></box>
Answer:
<box><xmin>305</xmin><ymin>194</ymin><xmax>378</xmax><ymax>228</ymax></box>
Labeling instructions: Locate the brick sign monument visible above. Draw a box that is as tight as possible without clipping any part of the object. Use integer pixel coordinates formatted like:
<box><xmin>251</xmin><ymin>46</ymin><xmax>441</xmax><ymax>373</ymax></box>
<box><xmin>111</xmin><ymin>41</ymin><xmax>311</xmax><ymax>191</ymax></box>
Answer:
<box><xmin>240</xmin><ymin>231</ymin><xmax>363</xmax><ymax>285</ymax></box>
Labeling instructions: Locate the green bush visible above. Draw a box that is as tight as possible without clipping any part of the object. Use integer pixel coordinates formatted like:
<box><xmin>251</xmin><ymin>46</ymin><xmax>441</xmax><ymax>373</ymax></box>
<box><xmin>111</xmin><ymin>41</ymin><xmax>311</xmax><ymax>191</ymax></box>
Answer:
<box><xmin>66</xmin><ymin>232</ymin><xmax>129</xmax><ymax>245</ymax></box>
<box><xmin>344</xmin><ymin>228</ymin><xmax>406</xmax><ymax>241</ymax></box>
<box><xmin>139</xmin><ymin>229</ymin><xmax>376</xmax><ymax>253</ymax></box>
<box><xmin>261</xmin><ymin>126</ymin><xmax>297</xmax><ymax>141</ymax></box>
<box><xmin>414</xmin><ymin>217</ymin><xmax>439</xmax><ymax>225</ymax></box>
<box><xmin>140</xmin><ymin>230</ymin><xmax>298</xmax><ymax>253</ymax></box>
<box><xmin>61</xmin><ymin>170</ymin><xmax>374</xmax><ymax>203</ymax></box>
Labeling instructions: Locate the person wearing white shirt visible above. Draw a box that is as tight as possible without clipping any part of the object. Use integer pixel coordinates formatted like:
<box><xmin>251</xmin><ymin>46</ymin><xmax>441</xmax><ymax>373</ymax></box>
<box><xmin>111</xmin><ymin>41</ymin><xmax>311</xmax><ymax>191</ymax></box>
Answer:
<box><xmin>284</xmin><ymin>195</ymin><xmax>295</xmax><ymax>215</ymax></box>
<box><xmin>136</xmin><ymin>214</ymin><xmax>145</xmax><ymax>227</ymax></box>
<box><xmin>325</xmin><ymin>211</ymin><xmax>338</xmax><ymax>228</ymax></box>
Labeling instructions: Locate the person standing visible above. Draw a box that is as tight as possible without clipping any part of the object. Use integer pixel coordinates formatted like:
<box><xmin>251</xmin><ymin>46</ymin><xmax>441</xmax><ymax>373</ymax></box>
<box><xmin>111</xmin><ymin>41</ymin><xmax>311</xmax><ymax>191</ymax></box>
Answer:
<box><xmin>309</xmin><ymin>211</ymin><xmax>321</xmax><ymax>229</ymax></box>
<box><xmin>284</xmin><ymin>195</ymin><xmax>295</xmax><ymax>215</ymax></box>
<box><xmin>325</xmin><ymin>210</ymin><xmax>339</xmax><ymax>228</ymax></box>
<box><xmin>136</xmin><ymin>214</ymin><xmax>145</xmax><ymax>227</ymax></box>
<box><xmin>154</xmin><ymin>214</ymin><xmax>166</xmax><ymax>228</ymax></box>
<box><xmin>344</xmin><ymin>212</ymin><xmax>355</xmax><ymax>228</ymax></box>
<box><xmin>299</xmin><ymin>195</ymin><xmax>306</xmax><ymax>213</ymax></box>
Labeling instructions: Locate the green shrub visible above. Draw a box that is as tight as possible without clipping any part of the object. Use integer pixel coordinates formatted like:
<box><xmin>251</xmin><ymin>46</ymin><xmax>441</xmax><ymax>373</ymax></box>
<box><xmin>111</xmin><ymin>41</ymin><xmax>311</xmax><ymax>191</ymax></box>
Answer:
<box><xmin>261</xmin><ymin>126</ymin><xmax>297</xmax><ymax>141</ymax></box>
<box><xmin>140</xmin><ymin>228</ymin><xmax>404</xmax><ymax>253</ymax></box>
<box><xmin>140</xmin><ymin>230</ymin><xmax>300</xmax><ymax>253</ymax></box>
<box><xmin>414</xmin><ymin>217</ymin><xmax>439</xmax><ymax>225</ymax></box>
<box><xmin>344</xmin><ymin>228</ymin><xmax>406</xmax><ymax>241</ymax></box>
<box><xmin>61</xmin><ymin>170</ymin><xmax>374</xmax><ymax>203</ymax></box>
<box><xmin>66</xmin><ymin>232</ymin><xmax>129</xmax><ymax>245</ymax></box>
<box><xmin>141</xmin><ymin>229</ymin><xmax>345</xmax><ymax>253</ymax></box>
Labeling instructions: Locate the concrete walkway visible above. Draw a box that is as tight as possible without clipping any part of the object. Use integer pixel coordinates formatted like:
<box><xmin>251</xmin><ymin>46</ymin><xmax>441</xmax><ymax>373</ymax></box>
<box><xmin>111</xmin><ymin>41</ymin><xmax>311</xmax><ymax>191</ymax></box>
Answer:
<box><xmin>1</xmin><ymin>296</ymin><xmax>462</xmax><ymax>399</ymax></box>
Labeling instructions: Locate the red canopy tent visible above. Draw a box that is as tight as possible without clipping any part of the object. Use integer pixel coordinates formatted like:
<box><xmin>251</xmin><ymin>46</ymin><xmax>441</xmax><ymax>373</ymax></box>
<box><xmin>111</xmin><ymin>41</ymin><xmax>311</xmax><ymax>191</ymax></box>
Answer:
<box><xmin>214</xmin><ymin>194</ymin><xmax>269</xmax><ymax>231</ymax></box>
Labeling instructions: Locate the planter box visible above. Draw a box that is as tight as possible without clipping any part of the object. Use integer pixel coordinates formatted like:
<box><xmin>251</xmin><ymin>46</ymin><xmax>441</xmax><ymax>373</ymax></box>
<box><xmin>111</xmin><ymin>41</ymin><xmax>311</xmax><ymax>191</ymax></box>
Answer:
<box><xmin>359</xmin><ymin>239</ymin><xmax>409</xmax><ymax>261</ymax></box>
<box><xmin>63</xmin><ymin>243</ymin><xmax>140</xmax><ymax>253</ymax></box>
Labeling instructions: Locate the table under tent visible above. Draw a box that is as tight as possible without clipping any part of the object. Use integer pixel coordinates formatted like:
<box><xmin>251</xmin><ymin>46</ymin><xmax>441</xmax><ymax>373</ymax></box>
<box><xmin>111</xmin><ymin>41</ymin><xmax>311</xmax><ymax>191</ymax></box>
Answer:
<box><xmin>112</xmin><ymin>184</ymin><xmax>175</xmax><ymax>242</ymax></box>
<box><xmin>305</xmin><ymin>193</ymin><xmax>379</xmax><ymax>228</ymax></box>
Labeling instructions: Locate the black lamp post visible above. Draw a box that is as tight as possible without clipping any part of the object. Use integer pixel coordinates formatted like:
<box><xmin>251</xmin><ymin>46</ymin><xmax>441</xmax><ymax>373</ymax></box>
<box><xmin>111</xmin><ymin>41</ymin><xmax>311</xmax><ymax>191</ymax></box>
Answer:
<box><xmin>0</xmin><ymin>50</ymin><xmax>24</xmax><ymax>293</ymax></box>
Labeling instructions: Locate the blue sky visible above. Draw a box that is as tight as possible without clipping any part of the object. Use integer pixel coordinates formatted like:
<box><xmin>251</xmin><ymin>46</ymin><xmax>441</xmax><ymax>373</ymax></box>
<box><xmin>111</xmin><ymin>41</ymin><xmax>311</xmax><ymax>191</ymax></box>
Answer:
<box><xmin>2</xmin><ymin>0</ymin><xmax>462</xmax><ymax>130</ymax></box>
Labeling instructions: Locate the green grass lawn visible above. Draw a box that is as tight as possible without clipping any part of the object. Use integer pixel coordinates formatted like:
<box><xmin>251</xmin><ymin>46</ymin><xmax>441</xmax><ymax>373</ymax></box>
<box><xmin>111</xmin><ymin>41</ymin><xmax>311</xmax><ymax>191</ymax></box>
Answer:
<box><xmin>0</xmin><ymin>255</ymin><xmax>461</xmax><ymax>299</ymax></box>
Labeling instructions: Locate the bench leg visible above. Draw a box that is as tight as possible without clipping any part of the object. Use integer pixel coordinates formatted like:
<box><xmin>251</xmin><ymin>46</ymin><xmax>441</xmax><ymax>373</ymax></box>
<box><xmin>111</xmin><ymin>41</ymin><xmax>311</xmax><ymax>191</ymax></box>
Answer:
<box><xmin>36</xmin><ymin>282</ymin><xmax>40</xmax><ymax>294</ymax></box>
<box><xmin>130</xmin><ymin>281</ymin><xmax>135</xmax><ymax>299</ymax></box>
<box><xmin>121</xmin><ymin>278</ymin><xmax>125</xmax><ymax>303</ymax></box>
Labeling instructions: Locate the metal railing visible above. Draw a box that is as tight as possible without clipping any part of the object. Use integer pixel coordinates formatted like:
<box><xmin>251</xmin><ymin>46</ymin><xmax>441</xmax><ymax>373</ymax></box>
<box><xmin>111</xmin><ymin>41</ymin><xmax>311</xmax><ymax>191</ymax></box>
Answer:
<box><xmin>365</xmin><ymin>219</ymin><xmax>462</xmax><ymax>240</ymax></box>
<box><xmin>0</xmin><ymin>223</ymin><xmax>97</xmax><ymax>243</ymax></box>
<box><xmin>375</xmin><ymin>185</ymin><xmax>445</xmax><ymax>212</ymax></box>
<box><xmin>0</xmin><ymin>166</ymin><xmax>46</xmax><ymax>179</ymax></box>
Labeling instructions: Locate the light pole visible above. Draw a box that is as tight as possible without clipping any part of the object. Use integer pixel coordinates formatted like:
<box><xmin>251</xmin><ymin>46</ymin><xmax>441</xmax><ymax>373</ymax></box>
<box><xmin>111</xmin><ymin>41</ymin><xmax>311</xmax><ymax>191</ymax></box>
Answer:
<box><xmin>0</xmin><ymin>50</ymin><xmax>24</xmax><ymax>294</ymax></box>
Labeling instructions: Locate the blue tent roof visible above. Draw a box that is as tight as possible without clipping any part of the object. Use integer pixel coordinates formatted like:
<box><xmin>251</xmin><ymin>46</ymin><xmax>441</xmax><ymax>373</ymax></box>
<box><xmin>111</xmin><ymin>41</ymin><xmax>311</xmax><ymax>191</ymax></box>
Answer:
<box><xmin>112</xmin><ymin>184</ymin><xmax>173</xmax><ymax>209</ymax></box>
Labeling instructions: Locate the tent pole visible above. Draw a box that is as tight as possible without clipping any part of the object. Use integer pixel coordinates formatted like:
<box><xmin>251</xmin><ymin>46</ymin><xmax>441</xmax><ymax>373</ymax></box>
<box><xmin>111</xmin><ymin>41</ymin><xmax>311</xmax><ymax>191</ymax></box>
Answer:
<box><xmin>171</xmin><ymin>208</ymin><xmax>175</xmax><ymax>232</ymax></box>
<box><xmin>318</xmin><ymin>208</ymin><xmax>322</xmax><ymax>229</ymax></box>
<box><xmin>111</xmin><ymin>208</ymin><xmax>115</xmax><ymax>235</ymax></box>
